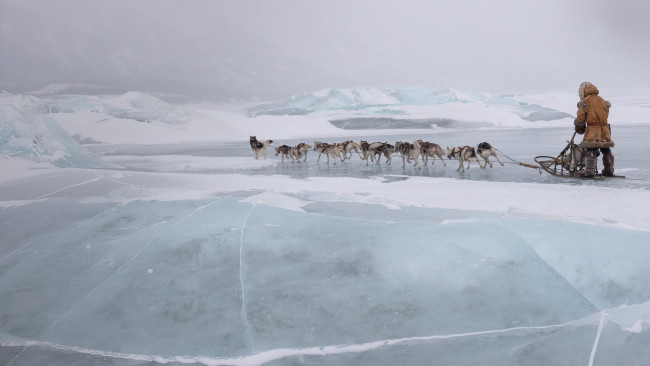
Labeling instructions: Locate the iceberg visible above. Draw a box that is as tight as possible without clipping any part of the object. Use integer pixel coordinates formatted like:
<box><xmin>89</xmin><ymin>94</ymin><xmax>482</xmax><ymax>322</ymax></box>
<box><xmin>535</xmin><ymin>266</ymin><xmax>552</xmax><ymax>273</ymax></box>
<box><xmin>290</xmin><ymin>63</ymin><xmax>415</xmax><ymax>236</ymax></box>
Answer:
<box><xmin>41</xmin><ymin>92</ymin><xmax>191</xmax><ymax>124</ymax></box>
<box><xmin>0</xmin><ymin>94</ymin><xmax>108</xmax><ymax>168</ymax></box>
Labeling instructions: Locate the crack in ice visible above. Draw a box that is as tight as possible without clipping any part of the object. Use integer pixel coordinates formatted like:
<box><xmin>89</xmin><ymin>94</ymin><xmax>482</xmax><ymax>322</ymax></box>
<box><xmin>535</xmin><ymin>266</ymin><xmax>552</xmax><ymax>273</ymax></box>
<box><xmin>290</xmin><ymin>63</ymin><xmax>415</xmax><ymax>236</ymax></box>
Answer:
<box><xmin>33</xmin><ymin>176</ymin><xmax>103</xmax><ymax>200</ymax></box>
<box><xmin>0</xmin><ymin>310</ymin><xmax>607</xmax><ymax>366</ymax></box>
<box><xmin>589</xmin><ymin>311</ymin><xmax>607</xmax><ymax>366</ymax></box>
<box><xmin>240</xmin><ymin>203</ymin><xmax>256</xmax><ymax>354</ymax></box>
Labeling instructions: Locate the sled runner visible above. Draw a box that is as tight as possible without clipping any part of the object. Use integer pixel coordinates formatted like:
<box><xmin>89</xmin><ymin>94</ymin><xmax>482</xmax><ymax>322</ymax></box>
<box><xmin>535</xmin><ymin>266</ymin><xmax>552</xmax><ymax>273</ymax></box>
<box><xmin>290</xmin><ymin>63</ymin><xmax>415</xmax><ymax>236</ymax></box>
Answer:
<box><xmin>534</xmin><ymin>132</ymin><xmax>625</xmax><ymax>179</ymax></box>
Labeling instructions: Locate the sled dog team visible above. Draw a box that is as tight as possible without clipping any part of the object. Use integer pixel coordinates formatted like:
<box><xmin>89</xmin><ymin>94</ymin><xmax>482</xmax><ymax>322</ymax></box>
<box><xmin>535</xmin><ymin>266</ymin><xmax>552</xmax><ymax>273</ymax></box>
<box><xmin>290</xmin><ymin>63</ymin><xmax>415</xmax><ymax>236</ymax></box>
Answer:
<box><xmin>251</xmin><ymin>136</ymin><xmax>504</xmax><ymax>171</ymax></box>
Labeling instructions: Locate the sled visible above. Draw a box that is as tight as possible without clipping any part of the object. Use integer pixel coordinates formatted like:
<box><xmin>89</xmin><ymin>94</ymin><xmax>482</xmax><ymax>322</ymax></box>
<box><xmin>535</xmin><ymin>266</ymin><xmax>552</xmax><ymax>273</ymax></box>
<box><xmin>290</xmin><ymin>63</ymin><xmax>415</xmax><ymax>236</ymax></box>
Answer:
<box><xmin>533</xmin><ymin>132</ymin><xmax>624</xmax><ymax>179</ymax></box>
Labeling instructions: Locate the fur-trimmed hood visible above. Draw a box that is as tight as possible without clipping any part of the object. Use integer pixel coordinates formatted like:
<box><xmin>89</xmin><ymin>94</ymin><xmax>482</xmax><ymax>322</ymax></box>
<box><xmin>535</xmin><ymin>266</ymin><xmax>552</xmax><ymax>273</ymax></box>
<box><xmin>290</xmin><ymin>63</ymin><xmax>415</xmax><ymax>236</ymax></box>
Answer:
<box><xmin>579</xmin><ymin>82</ymin><xmax>599</xmax><ymax>100</ymax></box>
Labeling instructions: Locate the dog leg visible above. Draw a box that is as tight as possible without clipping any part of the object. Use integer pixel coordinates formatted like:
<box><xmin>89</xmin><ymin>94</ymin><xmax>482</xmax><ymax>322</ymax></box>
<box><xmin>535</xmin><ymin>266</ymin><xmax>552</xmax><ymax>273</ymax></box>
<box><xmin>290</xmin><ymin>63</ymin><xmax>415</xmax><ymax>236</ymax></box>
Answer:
<box><xmin>385</xmin><ymin>151</ymin><xmax>392</xmax><ymax>165</ymax></box>
<box><xmin>436</xmin><ymin>152</ymin><xmax>446</xmax><ymax>167</ymax></box>
<box><xmin>412</xmin><ymin>153</ymin><xmax>420</xmax><ymax>168</ymax></box>
<box><xmin>478</xmin><ymin>157</ymin><xmax>486</xmax><ymax>169</ymax></box>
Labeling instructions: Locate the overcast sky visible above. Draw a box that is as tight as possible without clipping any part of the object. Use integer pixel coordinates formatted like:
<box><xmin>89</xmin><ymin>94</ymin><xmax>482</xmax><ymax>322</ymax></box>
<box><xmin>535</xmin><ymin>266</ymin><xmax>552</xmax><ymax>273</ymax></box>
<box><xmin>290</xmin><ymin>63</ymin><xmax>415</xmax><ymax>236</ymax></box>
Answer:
<box><xmin>1</xmin><ymin>0</ymin><xmax>649</xmax><ymax>100</ymax></box>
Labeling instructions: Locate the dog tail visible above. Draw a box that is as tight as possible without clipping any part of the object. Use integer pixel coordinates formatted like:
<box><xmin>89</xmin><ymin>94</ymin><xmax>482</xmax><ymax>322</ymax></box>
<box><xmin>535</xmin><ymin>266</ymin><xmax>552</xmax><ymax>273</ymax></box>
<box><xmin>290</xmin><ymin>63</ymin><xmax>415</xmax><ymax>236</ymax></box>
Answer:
<box><xmin>413</xmin><ymin>139</ymin><xmax>421</xmax><ymax>151</ymax></box>
<box><xmin>263</xmin><ymin>139</ymin><xmax>273</xmax><ymax>147</ymax></box>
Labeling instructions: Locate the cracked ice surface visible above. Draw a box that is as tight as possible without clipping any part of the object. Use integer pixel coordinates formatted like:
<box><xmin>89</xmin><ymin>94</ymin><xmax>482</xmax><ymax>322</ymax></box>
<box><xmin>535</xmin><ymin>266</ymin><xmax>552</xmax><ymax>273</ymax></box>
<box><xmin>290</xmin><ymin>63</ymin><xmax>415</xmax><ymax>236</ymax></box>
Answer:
<box><xmin>2</xmin><ymin>169</ymin><xmax>650</xmax><ymax>365</ymax></box>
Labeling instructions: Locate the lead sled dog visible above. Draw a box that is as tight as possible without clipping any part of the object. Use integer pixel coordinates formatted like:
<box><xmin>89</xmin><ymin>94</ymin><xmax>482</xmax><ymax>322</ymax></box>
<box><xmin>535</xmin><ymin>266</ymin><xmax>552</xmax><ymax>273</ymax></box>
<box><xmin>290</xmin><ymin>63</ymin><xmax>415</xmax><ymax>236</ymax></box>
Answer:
<box><xmin>250</xmin><ymin>136</ymin><xmax>273</xmax><ymax>160</ymax></box>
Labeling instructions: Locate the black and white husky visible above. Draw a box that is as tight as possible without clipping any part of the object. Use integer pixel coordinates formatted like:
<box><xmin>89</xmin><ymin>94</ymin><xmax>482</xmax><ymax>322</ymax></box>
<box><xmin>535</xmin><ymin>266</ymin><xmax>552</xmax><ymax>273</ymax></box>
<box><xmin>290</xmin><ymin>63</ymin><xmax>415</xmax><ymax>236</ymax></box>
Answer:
<box><xmin>250</xmin><ymin>136</ymin><xmax>273</xmax><ymax>160</ymax></box>
<box><xmin>446</xmin><ymin>145</ymin><xmax>478</xmax><ymax>171</ymax></box>
<box><xmin>476</xmin><ymin>142</ymin><xmax>504</xmax><ymax>168</ymax></box>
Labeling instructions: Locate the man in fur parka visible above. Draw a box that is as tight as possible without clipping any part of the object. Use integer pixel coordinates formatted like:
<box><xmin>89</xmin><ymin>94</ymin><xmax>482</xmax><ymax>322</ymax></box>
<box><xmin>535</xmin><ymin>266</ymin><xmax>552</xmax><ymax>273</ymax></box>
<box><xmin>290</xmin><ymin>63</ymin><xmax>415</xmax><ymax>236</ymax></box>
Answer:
<box><xmin>574</xmin><ymin>81</ymin><xmax>615</xmax><ymax>177</ymax></box>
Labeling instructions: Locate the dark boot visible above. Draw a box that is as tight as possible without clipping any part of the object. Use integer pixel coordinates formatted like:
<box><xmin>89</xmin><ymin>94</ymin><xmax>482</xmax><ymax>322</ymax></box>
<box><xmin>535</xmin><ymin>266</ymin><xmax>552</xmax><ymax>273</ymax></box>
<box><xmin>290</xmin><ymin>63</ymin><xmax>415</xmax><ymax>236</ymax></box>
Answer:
<box><xmin>602</xmin><ymin>149</ymin><xmax>614</xmax><ymax>176</ymax></box>
<box><xmin>580</xmin><ymin>156</ymin><xmax>597</xmax><ymax>177</ymax></box>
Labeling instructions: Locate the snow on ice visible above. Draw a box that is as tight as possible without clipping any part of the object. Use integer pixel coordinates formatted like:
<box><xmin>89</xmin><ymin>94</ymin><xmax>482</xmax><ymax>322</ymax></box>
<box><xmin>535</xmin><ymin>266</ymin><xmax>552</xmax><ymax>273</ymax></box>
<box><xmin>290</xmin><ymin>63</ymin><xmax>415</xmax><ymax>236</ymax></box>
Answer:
<box><xmin>1</xmin><ymin>87</ymin><xmax>650</xmax><ymax>365</ymax></box>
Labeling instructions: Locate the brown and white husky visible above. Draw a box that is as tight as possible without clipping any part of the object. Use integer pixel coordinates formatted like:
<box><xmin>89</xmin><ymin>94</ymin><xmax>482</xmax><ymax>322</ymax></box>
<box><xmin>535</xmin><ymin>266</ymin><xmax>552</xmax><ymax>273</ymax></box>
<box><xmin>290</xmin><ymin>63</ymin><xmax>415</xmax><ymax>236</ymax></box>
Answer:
<box><xmin>295</xmin><ymin>142</ymin><xmax>312</xmax><ymax>162</ymax></box>
<box><xmin>337</xmin><ymin>140</ymin><xmax>362</xmax><ymax>160</ymax></box>
<box><xmin>395</xmin><ymin>140</ymin><xmax>421</xmax><ymax>168</ymax></box>
<box><xmin>275</xmin><ymin>144</ymin><xmax>300</xmax><ymax>163</ymax></box>
<box><xmin>416</xmin><ymin>140</ymin><xmax>447</xmax><ymax>167</ymax></box>
<box><xmin>313</xmin><ymin>141</ymin><xmax>342</xmax><ymax>164</ymax></box>
<box><xmin>360</xmin><ymin>141</ymin><xmax>394</xmax><ymax>165</ymax></box>
<box><xmin>250</xmin><ymin>136</ymin><xmax>273</xmax><ymax>160</ymax></box>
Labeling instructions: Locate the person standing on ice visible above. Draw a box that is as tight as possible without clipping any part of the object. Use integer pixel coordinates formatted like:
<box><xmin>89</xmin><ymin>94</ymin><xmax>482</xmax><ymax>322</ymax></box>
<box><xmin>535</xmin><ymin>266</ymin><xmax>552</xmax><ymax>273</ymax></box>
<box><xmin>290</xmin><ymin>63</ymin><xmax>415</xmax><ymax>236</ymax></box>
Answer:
<box><xmin>574</xmin><ymin>81</ymin><xmax>615</xmax><ymax>177</ymax></box>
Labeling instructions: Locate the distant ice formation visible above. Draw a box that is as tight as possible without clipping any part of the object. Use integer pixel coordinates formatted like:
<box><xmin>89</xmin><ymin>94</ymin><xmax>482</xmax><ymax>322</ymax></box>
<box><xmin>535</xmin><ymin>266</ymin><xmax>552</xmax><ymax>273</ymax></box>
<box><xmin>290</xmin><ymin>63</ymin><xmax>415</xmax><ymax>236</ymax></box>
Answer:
<box><xmin>247</xmin><ymin>86</ymin><xmax>573</xmax><ymax>123</ymax></box>
<box><xmin>0</xmin><ymin>94</ymin><xmax>108</xmax><ymax>167</ymax></box>
<box><xmin>40</xmin><ymin>91</ymin><xmax>191</xmax><ymax>124</ymax></box>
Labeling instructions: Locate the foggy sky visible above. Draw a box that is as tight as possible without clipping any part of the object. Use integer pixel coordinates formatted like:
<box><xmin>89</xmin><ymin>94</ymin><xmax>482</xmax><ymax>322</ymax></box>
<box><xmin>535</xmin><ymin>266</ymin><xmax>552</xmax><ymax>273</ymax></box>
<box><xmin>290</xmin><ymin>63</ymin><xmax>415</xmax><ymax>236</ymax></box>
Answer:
<box><xmin>1</xmin><ymin>0</ymin><xmax>649</xmax><ymax>100</ymax></box>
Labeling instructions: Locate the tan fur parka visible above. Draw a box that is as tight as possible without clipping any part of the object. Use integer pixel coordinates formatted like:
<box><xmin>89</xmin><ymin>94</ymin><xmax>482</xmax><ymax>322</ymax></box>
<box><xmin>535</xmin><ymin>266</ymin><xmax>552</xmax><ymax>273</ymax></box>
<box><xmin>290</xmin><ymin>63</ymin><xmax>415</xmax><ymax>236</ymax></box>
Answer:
<box><xmin>574</xmin><ymin>82</ymin><xmax>614</xmax><ymax>148</ymax></box>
